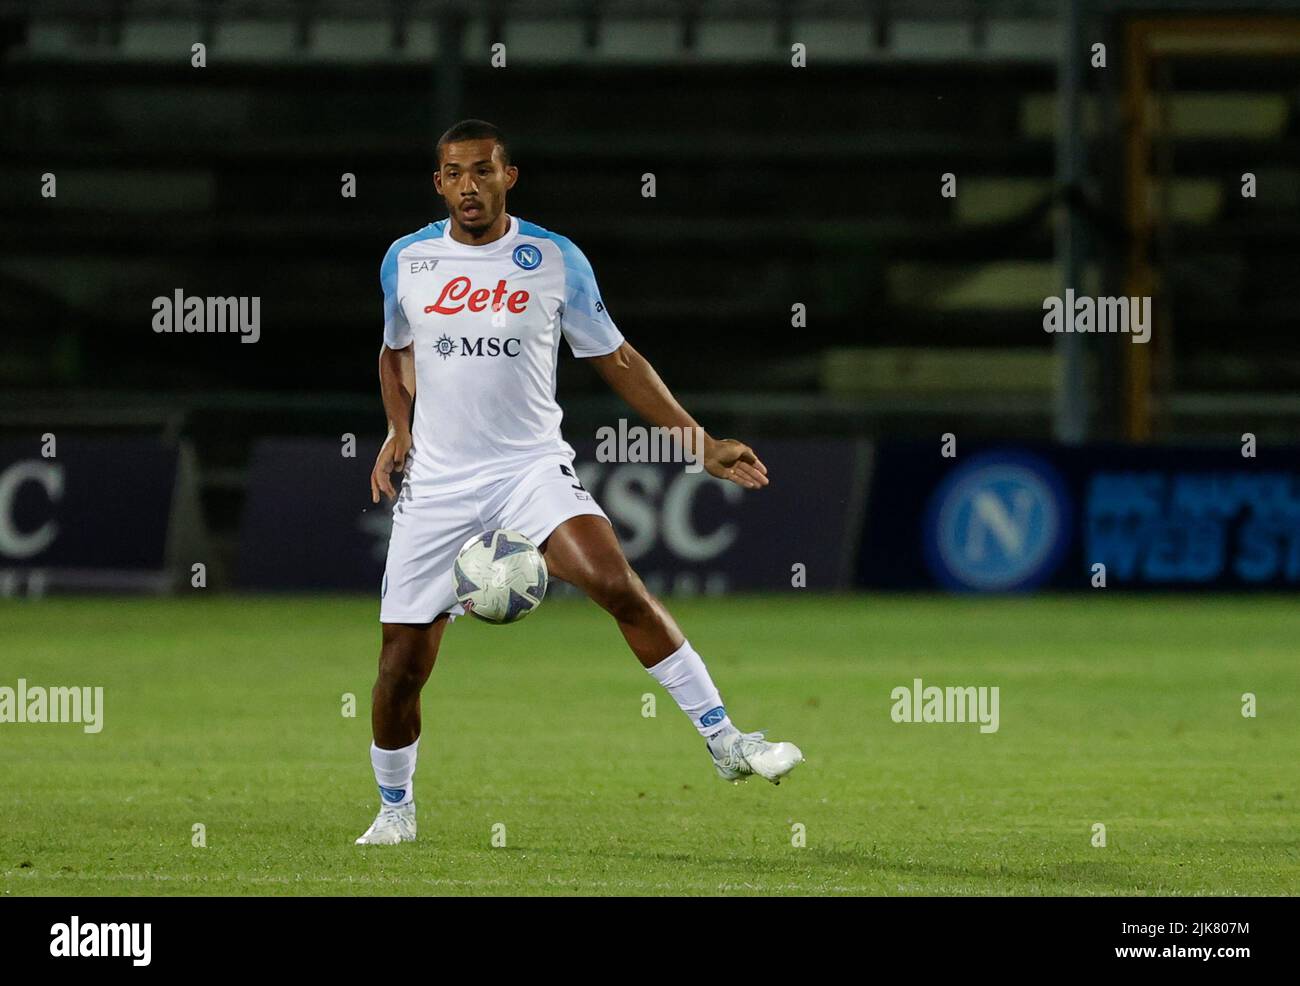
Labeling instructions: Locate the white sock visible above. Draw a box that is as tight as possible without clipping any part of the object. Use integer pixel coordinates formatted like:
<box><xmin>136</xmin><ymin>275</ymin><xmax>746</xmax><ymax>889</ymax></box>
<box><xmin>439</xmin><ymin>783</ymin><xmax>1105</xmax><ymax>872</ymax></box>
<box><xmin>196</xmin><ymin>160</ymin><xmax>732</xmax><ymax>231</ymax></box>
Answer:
<box><xmin>646</xmin><ymin>639</ymin><xmax>735</xmax><ymax>738</ymax></box>
<box><xmin>371</xmin><ymin>738</ymin><xmax>418</xmax><ymax>807</ymax></box>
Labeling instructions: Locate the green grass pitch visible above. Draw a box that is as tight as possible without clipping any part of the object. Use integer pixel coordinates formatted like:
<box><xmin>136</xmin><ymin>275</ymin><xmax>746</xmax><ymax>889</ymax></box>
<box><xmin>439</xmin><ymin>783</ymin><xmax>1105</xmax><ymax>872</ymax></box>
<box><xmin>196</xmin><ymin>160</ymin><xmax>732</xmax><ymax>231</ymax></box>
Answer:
<box><xmin>1</xmin><ymin>593</ymin><xmax>1296</xmax><ymax>896</ymax></box>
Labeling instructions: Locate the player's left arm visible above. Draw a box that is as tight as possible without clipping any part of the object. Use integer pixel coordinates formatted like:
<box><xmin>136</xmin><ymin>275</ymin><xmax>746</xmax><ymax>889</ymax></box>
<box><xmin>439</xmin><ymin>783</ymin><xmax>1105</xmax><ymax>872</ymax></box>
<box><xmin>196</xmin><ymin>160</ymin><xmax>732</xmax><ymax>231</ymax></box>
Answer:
<box><xmin>585</xmin><ymin>342</ymin><xmax>768</xmax><ymax>490</ymax></box>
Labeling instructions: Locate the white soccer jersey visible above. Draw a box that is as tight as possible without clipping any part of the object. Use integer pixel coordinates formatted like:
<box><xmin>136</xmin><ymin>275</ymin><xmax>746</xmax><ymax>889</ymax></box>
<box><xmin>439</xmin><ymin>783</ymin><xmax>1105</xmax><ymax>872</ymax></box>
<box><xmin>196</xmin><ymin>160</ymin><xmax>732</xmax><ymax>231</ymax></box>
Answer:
<box><xmin>380</xmin><ymin>214</ymin><xmax>624</xmax><ymax>493</ymax></box>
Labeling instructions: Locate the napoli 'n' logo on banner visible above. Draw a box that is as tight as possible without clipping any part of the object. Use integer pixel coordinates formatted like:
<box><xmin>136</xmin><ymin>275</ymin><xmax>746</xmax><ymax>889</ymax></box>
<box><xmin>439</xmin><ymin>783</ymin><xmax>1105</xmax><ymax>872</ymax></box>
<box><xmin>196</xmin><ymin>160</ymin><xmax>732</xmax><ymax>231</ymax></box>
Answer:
<box><xmin>924</xmin><ymin>452</ymin><xmax>1071</xmax><ymax>591</ymax></box>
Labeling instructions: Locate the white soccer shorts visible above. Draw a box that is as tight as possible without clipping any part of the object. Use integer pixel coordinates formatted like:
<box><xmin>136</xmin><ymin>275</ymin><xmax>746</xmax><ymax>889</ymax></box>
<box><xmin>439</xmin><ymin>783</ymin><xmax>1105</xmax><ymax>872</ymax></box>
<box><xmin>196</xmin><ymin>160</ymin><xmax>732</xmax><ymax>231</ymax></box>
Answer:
<box><xmin>379</xmin><ymin>452</ymin><xmax>609</xmax><ymax>624</ymax></box>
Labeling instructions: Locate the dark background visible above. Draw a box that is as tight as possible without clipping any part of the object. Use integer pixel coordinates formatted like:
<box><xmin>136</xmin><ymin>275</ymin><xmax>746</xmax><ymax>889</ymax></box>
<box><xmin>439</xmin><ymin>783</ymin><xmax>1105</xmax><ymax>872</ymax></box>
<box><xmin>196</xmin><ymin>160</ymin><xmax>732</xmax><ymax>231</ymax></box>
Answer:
<box><xmin>3</xmin><ymin>0</ymin><xmax>1300</xmax><ymax>587</ymax></box>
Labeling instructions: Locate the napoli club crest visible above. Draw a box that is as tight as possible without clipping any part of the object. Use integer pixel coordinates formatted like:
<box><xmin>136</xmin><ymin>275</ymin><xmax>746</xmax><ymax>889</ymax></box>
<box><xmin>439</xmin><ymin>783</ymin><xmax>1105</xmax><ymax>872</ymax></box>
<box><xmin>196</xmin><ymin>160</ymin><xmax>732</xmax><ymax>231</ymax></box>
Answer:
<box><xmin>512</xmin><ymin>244</ymin><xmax>542</xmax><ymax>270</ymax></box>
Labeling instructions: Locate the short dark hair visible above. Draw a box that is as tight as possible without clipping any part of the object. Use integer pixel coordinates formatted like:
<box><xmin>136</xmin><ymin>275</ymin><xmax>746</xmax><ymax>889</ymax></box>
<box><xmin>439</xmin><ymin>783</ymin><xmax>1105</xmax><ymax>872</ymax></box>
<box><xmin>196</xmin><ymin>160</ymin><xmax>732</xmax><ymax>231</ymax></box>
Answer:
<box><xmin>435</xmin><ymin>119</ymin><xmax>510</xmax><ymax>167</ymax></box>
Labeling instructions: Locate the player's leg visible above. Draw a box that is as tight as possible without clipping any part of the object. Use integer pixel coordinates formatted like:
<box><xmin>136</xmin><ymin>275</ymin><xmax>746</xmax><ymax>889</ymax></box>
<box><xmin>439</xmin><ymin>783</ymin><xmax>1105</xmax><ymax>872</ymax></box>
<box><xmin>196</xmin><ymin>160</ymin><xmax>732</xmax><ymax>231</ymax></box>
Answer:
<box><xmin>540</xmin><ymin>515</ymin><xmax>726</xmax><ymax>724</ymax></box>
<box><xmin>539</xmin><ymin>513</ymin><xmax>804</xmax><ymax>784</ymax></box>
<box><xmin>359</xmin><ymin>485</ymin><xmax>471</xmax><ymax>845</ymax></box>
<box><xmin>356</xmin><ymin>619</ymin><xmax>448</xmax><ymax>845</ymax></box>
<box><xmin>373</xmin><ymin>617</ymin><xmax>448</xmax><ymax>748</ymax></box>
<box><xmin>370</xmin><ymin>615</ymin><xmax>448</xmax><ymax>784</ymax></box>
<box><xmin>540</xmin><ymin>514</ymin><xmax>684</xmax><ymax>668</ymax></box>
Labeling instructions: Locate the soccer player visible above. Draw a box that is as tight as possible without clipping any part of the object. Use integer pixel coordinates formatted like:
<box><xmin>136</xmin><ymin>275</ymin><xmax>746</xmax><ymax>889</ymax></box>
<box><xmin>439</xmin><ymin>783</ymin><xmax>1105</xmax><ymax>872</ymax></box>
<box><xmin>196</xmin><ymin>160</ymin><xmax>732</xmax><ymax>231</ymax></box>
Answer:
<box><xmin>356</xmin><ymin>119</ymin><xmax>804</xmax><ymax>845</ymax></box>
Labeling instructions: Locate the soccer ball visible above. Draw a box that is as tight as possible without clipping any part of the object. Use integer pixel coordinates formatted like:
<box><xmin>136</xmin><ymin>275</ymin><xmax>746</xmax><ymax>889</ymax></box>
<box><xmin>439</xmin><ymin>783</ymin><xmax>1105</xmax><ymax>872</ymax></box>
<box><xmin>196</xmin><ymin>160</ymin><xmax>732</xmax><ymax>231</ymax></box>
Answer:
<box><xmin>452</xmin><ymin>529</ymin><xmax>548</xmax><ymax>624</ymax></box>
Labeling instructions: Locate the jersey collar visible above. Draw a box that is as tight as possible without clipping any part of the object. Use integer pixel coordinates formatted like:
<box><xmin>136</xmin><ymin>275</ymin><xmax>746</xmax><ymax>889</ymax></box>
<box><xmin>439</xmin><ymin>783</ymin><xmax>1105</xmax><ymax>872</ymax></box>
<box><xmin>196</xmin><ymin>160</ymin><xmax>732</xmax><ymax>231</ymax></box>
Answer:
<box><xmin>439</xmin><ymin>213</ymin><xmax>519</xmax><ymax>254</ymax></box>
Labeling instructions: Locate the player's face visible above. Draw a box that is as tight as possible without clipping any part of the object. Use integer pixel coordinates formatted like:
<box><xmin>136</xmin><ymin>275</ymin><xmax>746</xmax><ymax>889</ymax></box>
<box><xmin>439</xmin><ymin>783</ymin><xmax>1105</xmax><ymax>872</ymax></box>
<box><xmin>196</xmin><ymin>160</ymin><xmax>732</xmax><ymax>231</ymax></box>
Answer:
<box><xmin>434</xmin><ymin>139</ymin><xmax>517</xmax><ymax>235</ymax></box>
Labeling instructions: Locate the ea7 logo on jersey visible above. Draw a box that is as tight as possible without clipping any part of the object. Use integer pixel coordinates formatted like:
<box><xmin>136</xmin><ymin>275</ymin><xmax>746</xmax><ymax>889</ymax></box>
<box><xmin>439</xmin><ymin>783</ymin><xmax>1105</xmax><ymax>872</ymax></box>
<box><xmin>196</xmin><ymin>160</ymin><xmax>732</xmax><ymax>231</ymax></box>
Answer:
<box><xmin>408</xmin><ymin>259</ymin><xmax>439</xmax><ymax>274</ymax></box>
<box><xmin>424</xmin><ymin>276</ymin><xmax>530</xmax><ymax>316</ymax></box>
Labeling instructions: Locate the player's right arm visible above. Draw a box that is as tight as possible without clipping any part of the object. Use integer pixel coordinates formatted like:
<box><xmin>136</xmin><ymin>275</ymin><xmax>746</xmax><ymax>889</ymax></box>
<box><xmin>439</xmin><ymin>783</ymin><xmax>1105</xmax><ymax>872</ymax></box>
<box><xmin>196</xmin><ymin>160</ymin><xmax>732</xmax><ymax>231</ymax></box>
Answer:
<box><xmin>371</xmin><ymin>343</ymin><xmax>415</xmax><ymax>503</ymax></box>
<box><xmin>371</xmin><ymin>237</ymin><xmax>419</xmax><ymax>503</ymax></box>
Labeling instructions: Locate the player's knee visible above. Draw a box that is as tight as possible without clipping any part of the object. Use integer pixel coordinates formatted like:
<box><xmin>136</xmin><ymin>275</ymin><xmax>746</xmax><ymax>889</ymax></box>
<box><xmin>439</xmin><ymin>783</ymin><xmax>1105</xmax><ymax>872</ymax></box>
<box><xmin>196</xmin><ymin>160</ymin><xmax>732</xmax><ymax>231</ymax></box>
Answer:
<box><xmin>377</xmin><ymin>633</ymin><xmax>432</xmax><ymax>697</ymax></box>
<box><xmin>592</xmin><ymin>567</ymin><xmax>652</xmax><ymax>624</ymax></box>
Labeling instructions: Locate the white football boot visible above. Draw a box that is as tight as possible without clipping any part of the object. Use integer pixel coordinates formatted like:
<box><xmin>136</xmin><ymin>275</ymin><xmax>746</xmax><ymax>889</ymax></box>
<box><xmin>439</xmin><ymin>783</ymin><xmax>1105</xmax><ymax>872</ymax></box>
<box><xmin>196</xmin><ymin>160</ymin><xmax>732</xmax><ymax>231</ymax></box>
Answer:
<box><xmin>707</xmin><ymin>727</ymin><xmax>804</xmax><ymax>785</ymax></box>
<box><xmin>354</xmin><ymin>802</ymin><xmax>417</xmax><ymax>845</ymax></box>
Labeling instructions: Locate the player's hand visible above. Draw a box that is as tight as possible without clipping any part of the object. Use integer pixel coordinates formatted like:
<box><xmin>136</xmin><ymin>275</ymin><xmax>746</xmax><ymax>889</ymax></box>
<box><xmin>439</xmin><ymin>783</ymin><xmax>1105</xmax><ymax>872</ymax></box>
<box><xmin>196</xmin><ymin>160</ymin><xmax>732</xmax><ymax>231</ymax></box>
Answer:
<box><xmin>703</xmin><ymin>438</ymin><xmax>769</xmax><ymax>490</ymax></box>
<box><xmin>370</xmin><ymin>429</ymin><xmax>413</xmax><ymax>503</ymax></box>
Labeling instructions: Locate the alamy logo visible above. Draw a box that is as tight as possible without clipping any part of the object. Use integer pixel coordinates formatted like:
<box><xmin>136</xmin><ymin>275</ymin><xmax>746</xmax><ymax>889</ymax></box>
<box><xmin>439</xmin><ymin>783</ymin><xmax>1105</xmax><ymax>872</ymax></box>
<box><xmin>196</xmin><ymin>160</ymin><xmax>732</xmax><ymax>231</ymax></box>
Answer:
<box><xmin>890</xmin><ymin>678</ymin><xmax>1000</xmax><ymax>733</ymax></box>
<box><xmin>595</xmin><ymin>420</ymin><xmax>706</xmax><ymax>474</ymax></box>
<box><xmin>1042</xmin><ymin>290</ymin><xmax>1151</xmax><ymax>344</ymax></box>
<box><xmin>50</xmin><ymin>916</ymin><xmax>151</xmax><ymax>966</ymax></box>
<box><xmin>0</xmin><ymin>679</ymin><xmax>103</xmax><ymax>733</ymax></box>
<box><xmin>151</xmin><ymin>290</ymin><xmax>260</xmax><ymax>343</ymax></box>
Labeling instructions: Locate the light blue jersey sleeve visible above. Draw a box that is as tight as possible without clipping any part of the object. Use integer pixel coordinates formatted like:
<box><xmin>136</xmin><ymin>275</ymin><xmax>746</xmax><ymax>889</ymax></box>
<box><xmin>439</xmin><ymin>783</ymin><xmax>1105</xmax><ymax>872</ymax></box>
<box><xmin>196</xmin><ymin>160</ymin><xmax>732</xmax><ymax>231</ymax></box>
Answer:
<box><xmin>555</xmin><ymin>235</ymin><xmax>624</xmax><ymax>358</ymax></box>
<box><xmin>380</xmin><ymin>240</ymin><xmax>413</xmax><ymax>350</ymax></box>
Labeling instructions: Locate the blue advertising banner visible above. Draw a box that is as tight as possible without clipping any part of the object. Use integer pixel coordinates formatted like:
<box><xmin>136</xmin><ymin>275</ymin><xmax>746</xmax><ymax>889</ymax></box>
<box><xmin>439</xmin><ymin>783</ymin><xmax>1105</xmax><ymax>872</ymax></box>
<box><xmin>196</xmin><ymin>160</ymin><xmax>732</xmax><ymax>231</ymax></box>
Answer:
<box><xmin>238</xmin><ymin>437</ymin><xmax>869</xmax><ymax>594</ymax></box>
<box><xmin>0</xmin><ymin>438</ymin><xmax>180</xmax><ymax>593</ymax></box>
<box><xmin>237</xmin><ymin>438</ymin><xmax>390</xmax><ymax>591</ymax></box>
<box><xmin>860</xmin><ymin>442</ymin><xmax>1300</xmax><ymax>591</ymax></box>
<box><xmin>570</xmin><ymin>439</ymin><xmax>869</xmax><ymax>595</ymax></box>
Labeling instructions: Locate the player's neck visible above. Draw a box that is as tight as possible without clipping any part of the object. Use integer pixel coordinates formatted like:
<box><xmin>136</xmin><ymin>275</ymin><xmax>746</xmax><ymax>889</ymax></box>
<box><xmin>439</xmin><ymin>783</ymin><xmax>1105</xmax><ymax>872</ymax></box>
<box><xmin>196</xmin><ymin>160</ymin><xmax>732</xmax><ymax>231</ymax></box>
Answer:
<box><xmin>448</xmin><ymin>211</ymin><xmax>512</xmax><ymax>247</ymax></box>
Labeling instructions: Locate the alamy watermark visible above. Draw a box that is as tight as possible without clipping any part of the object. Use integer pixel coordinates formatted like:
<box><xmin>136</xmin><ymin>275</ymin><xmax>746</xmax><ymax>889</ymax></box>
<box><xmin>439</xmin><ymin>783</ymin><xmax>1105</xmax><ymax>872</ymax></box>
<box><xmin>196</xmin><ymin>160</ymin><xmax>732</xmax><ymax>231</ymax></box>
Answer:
<box><xmin>1043</xmin><ymin>290</ymin><xmax>1151</xmax><ymax>344</ymax></box>
<box><xmin>0</xmin><ymin>678</ymin><xmax>103</xmax><ymax>733</ymax></box>
<box><xmin>890</xmin><ymin>677</ymin><xmax>999</xmax><ymax>733</ymax></box>
<box><xmin>50</xmin><ymin>916</ymin><xmax>150</xmax><ymax>966</ymax></box>
<box><xmin>595</xmin><ymin>420</ymin><xmax>705</xmax><ymax>474</ymax></box>
<box><xmin>151</xmin><ymin>290</ymin><xmax>261</xmax><ymax>343</ymax></box>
